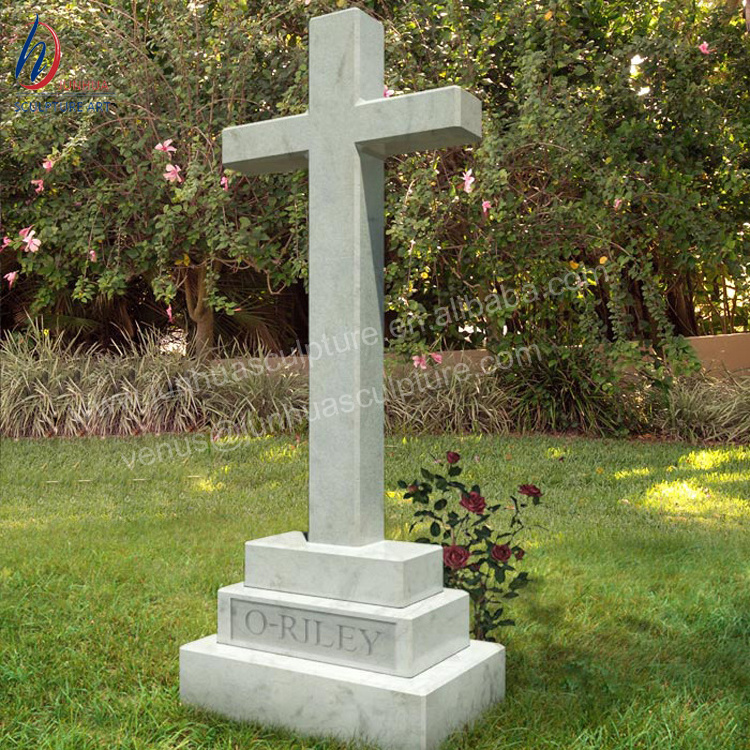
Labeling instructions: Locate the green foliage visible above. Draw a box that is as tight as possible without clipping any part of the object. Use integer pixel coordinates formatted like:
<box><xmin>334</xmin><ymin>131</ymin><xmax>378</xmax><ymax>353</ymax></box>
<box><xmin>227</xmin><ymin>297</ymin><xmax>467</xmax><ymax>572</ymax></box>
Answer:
<box><xmin>1</xmin><ymin>0</ymin><xmax>748</xmax><ymax>355</ymax></box>
<box><xmin>0</xmin><ymin>0</ymin><xmax>311</xmax><ymax>349</ymax></box>
<box><xmin>663</xmin><ymin>372</ymin><xmax>750</xmax><ymax>443</ymax></box>
<box><xmin>2</xmin><ymin>329</ymin><xmax>748</xmax><ymax>440</ymax></box>
<box><xmin>401</xmin><ymin>450</ymin><xmax>540</xmax><ymax>639</ymax></box>
<box><xmin>495</xmin><ymin>339</ymin><xmax>665</xmax><ymax>435</ymax></box>
<box><xmin>384</xmin><ymin>367</ymin><xmax>517</xmax><ymax>434</ymax></box>
<box><xmin>382</xmin><ymin>0</ymin><xmax>750</xmax><ymax>352</ymax></box>
<box><xmin>0</xmin><ymin>323</ymin><xmax>307</xmax><ymax>438</ymax></box>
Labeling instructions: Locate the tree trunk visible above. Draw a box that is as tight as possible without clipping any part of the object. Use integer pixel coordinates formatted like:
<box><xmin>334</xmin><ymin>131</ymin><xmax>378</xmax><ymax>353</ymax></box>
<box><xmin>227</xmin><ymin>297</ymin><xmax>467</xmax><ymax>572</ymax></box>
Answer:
<box><xmin>725</xmin><ymin>0</ymin><xmax>750</xmax><ymax>31</ymax></box>
<box><xmin>193</xmin><ymin>306</ymin><xmax>214</xmax><ymax>355</ymax></box>
<box><xmin>185</xmin><ymin>265</ymin><xmax>214</xmax><ymax>356</ymax></box>
<box><xmin>666</xmin><ymin>275</ymin><xmax>698</xmax><ymax>337</ymax></box>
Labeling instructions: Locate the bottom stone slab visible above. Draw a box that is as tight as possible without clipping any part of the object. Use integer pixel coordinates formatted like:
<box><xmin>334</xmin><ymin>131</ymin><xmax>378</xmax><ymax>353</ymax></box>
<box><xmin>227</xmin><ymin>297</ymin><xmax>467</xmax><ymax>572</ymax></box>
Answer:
<box><xmin>180</xmin><ymin>635</ymin><xmax>504</xmax><ymax>750</ymax></box>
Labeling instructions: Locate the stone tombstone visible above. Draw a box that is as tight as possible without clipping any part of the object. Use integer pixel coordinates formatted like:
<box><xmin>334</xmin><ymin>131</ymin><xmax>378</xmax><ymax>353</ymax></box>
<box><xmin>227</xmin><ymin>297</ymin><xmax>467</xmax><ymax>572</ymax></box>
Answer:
<box><xmin>180</xmin><ymin>9</ymin><xmax>504</xmax><ymax>749</ymax></box>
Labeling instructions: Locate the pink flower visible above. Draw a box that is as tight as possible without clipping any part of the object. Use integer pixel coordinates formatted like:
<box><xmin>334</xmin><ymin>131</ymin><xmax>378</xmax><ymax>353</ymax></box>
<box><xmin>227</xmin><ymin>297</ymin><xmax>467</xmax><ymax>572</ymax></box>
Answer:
<box><xmin>461</xmin><ymin>169</ymin><xmax>475</xmax><ymax>194</ymax></box>
<box><xmin>220</xmin><ymin>175</ymin><xmax>229</xmax><ymax>191</ymax></box>
<box><xmin>412</xmin><ymin>354</ymin><xmax>428</xmax><ymax>370</ymax></box>
<box><xmin>698</xmin><ymin>41</ymin><xmax>712</xmax><ymax>55</ymax></box>
<box><xmin>155</xmin><ymin>139</ymin><xmax>177</xmax><ymax>154</ymax></box>
<box><xmin>383</xmin><ymin>85</ymin><xmax>394</xmax><ymax>98</ymax></box>
<box><xmin>163</xmin><ymin>164</ymin><xmax>183</xmax><ymax>183</ymax></box>
<box><xmin>20</xmin><ymin>228</ymin><xmax>40</xmax><ymax>253</ymax></box>
<box><xmin>166</xmin><ymin>304</ymin><xmax>174</xmax><ymax>323</ymax></box>
<box><xmin>42</xmin><ymin>159</ymin><xmax>55</xmax><ymax>172</ymax></box>
<box><xmin>429</xmin><ymin>352</ymin><xmax>443</xmax><ymax>364</ymax></box>
<box><xmin>4</xmin><ymin>271</ymin><xmax>18</xmax><ymax>289</ymax></box>
<box><xmin>31</xmin><ymin>179</ymin><xmax>44</xmax><ymax>194</ymax></box>
<box><xmin>482</xmin><ymin>200</ymin><xmax>491</xmax><ymax>216</ymax></box>
<box><xmin>613</xmin><ymin>198</ymin><xmax>623</xmax><ymax>211</ymax></box>
<box><xmin>88</xmin><ymin>249</ymin><xmax>97</xmax><ymax>262</ymax></box>
<box><xmin>1</xmin><ymin>236</ymin><xmax>10</xmax><ymax>250</ymax></box>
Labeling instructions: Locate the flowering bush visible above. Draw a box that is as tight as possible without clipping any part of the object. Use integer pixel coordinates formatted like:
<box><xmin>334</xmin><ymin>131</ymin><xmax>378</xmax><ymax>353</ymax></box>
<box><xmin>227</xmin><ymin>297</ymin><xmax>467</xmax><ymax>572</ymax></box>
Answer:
<box><xmin>399</xmin><ymin>451</ymin><xmax>542</xmax><ymax>641</ymax></box>
<box><xmin>2</xmin><ymin>0</ymin><xmax>748</xmax><ymax>355</ymax></box>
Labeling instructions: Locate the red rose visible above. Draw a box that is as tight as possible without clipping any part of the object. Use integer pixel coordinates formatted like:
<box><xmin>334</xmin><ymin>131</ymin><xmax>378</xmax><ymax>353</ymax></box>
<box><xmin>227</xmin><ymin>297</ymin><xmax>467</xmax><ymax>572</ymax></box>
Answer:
<box><xmin>446</xmin><ymin>451</ymin><xmax>461</xmax><ymax>464</ymax></box>
<box><xmin>460</xmin><ymin>491</ymin><xmax>486</xmax><ymax>514</ymax></box>
<box><xmin>518</xmin><ymin>484</ymin><xmax>542</xmax><ymax>498</ymax></box>
<box><xmin>407</xmin><ymin>484</ymin><xmax>418</xmax><ymax>493</ymax></box>
<box><xmin>443</xmin><ymin>545</ymin><xmax>470</xmax><ymax>570</ymax></box>
<box><xmin>514</xmin><ymin>548</ymin><xmax>525</xmax><ymax>560</ymax></box>
<box><xmin>491</xmin><ymin>544</ymin><xmax>512</xmax><ymax>563</ymax></box>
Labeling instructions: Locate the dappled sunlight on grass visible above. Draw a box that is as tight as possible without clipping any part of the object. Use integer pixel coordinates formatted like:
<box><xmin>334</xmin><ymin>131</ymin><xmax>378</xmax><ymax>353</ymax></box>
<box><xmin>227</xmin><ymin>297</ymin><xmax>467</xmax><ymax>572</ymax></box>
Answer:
<box><xmin>386</xmin><ymin>489</ymin><xmax>408</xmax><ymax>503</ymax></box>
<box><xmin>194</xmin><ymin>478</ymin><xmax>226</xmax><ymax>493</ymax></box>
<box><xmin>613</xmin><ymin>467</ymin><xmax>652</xmax><ymax>479</ymax></box>
<box><xmin>546</xmin><ymin>446</ymin><xmax>568</xmax><ymax>460</ymax></box>
<box><xmin>258</xmin><ymin>442</ymin><xmax>303</xmax><ymax>464</ymax></box>
<box><xmin>678</xmin><ymin>449</ymin><xmax>740</xmax><ymax>472</ymax></box>
<box><xmin>639</xmin><ymin>478</ymin><xmax>746</xmax><ymax>525</ymax></box>
<box><xmin>0</xmin><ymin>517</ymin><xmax>40</xmax><ymax>531</ymax></box>
<box><xmin>191</xmin><ymin>464</ymin><xmax>232</xmax><ymax>493</ymax></box>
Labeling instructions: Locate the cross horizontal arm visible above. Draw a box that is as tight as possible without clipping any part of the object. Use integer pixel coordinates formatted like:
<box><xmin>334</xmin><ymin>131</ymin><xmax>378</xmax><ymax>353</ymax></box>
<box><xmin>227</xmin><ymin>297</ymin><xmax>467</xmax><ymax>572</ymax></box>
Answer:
<box><xmin>222</xmin><ymin>113</ymin><xmax>310</xmax><ymax>176</ymax></box>
<box><xmin>354</xmin><ymin>86</ymin><xmax>481</xmax><ymax>159</ymax></box>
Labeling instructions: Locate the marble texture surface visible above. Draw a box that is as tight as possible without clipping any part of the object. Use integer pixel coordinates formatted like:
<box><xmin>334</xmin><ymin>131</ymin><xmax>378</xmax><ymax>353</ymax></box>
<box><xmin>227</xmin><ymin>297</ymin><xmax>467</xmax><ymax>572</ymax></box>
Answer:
<box><xmin>222</xmin><ymin>7</ymin><xmax>481</xmax><ymax>547</ymax></box>
<box><xmin>182</xmin><ymin>9</ymin><xmax>494</xmax><ymax>746</ymax></box>
<box><xmin>245</xmin><ymin>532</ymin><xmax>443</xmax><ymax>607</ymax></box>
<box><xmin>180</xmin><ymin>635</ymin><xmax>504</xmax><ymax>750</ymax></box>
<box><xmin>217</xmin><ymin>583</ymin><xmax>469</xmax><ymax>677</ymax></box>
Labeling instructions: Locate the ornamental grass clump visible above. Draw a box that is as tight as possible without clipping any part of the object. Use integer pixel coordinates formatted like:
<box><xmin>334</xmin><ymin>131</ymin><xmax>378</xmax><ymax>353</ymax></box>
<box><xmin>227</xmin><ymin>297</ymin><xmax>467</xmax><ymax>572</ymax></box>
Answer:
<box><xmin>399</xmin><ymin>451</ymin><xmax>542</xmax><ymax>642</ymax></box>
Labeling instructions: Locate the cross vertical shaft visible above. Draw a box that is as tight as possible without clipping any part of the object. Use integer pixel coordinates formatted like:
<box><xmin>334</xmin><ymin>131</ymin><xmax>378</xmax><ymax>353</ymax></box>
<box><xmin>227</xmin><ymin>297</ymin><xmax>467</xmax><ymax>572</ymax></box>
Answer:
<box><xmin>307</xmin><ymin>12</ymin><xmax>385</xmax><ymax>546</ymax></box>
<box><xmin>222</xmin><ymin>8</ymin><xmax>481</xmax><ymax>548</ymax></box>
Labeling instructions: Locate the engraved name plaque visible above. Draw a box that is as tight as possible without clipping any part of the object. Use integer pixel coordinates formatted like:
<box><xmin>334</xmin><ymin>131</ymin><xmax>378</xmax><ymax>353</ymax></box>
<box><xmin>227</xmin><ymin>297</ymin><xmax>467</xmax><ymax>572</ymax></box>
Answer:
<box><xmin>228</xmin><ymin>597</ymin><xmax>397</xmax><ymax>671</ymax></box>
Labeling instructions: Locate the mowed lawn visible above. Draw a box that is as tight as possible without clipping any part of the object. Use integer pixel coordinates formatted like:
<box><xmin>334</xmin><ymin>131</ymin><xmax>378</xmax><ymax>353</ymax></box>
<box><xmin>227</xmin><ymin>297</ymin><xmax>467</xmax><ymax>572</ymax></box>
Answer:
<box><xmin>1</xmin><ymin>434</ymin><xmax>748</xmax><ymax>750</ymax></box>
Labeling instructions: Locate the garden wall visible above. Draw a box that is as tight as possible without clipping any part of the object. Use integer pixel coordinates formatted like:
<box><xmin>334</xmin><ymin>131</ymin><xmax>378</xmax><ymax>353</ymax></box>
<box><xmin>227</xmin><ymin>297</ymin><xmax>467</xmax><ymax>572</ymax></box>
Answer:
<box><xmin>686</xmin><ymin>333</ymin><xmax>750</xmax><ymax>375</ymax></box>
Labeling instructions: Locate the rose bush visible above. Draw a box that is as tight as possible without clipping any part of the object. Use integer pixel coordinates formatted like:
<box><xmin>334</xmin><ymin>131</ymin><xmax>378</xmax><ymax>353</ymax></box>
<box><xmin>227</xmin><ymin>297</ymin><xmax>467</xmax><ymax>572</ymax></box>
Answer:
<box><xmin>399</xmin><ymin>450</ymin><xmax>542</xmax><ymax>640</ymax></box>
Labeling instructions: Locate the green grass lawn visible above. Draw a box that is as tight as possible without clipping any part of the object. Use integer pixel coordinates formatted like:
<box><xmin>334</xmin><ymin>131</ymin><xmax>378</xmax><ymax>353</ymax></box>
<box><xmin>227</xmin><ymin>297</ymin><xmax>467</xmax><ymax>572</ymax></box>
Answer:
<box><xmin>1</xmin><ymin>434</ymin><xmax>749</xmax><ymax>750</ymax></box>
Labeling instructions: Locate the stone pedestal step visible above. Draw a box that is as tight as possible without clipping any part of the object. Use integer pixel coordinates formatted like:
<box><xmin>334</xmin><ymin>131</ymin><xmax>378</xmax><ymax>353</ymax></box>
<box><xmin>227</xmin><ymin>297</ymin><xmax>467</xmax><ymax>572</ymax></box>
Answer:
<box><xmin>245</xmin><ymin>531</ymin><xmax>443</xmax><ymax>607</ymax></box>
<box><xmin>180</xmin><ymin>635</ymin><xmax>504</xmax><ymax>750</ymax></box>
<box><xmin>218</xmin><ymin>583</ymin><xmax>469</xmax><ymax>677</ymax></box>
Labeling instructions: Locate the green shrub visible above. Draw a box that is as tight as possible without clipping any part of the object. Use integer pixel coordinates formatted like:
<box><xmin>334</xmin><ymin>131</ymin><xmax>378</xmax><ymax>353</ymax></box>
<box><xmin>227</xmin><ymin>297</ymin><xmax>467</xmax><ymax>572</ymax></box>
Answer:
<box><xmin>2</xmin><ymin>327</ymin><xmax>748</xmax><ymax>442</ymax></box>
<box><xmin>0</xmin><ymin>326</ymin><xmax>307</xmax><ymax>439</ymax></box>
<box><xmin>663</xmin><ymin>374</ymin><xmax>750</xmax><ymax>443</ymax></box>
<box><xmin>493</xmin><ymin>340</ymin><xmax>665</xmax><ymax>436</ymax></box>
<box><xmin>384</xmin><ymin>369</ymin><xmax>516</xmax><ymax>435</ymax></box>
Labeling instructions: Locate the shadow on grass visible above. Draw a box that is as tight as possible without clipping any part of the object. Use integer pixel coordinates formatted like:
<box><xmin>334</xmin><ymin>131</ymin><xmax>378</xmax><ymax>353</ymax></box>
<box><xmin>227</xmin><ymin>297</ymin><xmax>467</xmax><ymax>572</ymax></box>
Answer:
<box><xmin>498</xmin><ymin>523</ymin><xmax>750</xmax><ymax>731</ymax></box>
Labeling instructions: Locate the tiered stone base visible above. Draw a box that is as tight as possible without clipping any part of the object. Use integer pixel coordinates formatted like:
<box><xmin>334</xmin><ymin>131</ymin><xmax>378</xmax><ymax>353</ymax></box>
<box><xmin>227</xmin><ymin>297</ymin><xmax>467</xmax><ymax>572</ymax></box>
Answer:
<box><xmin>180</xmin><ymin>635</ymin><xmax>504</xmax><ymax>750</ymax></box>
<box><xmin>180</xmin><ymin>532</ymin><xmax>505</xmax><ymax>749</ymax></box>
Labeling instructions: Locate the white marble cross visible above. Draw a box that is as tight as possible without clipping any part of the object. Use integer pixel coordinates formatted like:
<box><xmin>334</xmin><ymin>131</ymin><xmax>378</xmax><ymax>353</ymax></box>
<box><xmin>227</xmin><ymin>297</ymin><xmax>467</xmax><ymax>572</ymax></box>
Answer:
<box><xmin>223</xmin><ymin>8</ymin><xmax>481</xmax><ymax>547</ymax></box>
